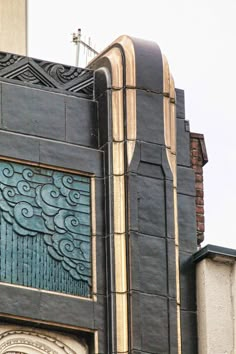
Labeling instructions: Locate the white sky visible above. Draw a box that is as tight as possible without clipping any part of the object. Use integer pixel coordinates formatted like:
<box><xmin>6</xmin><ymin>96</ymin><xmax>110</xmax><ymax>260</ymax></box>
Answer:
<box><xmin>28</xmin><ymin>0</ymin><xmax>236</xmax><ymax>249</ymax></box>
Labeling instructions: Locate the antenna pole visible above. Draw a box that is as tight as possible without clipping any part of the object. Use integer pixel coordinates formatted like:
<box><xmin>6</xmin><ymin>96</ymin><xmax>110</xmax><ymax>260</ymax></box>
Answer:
<box><xmin>72</xmin><ymin>28</ymin><xmax>98</xmax><ymax>67</ymax></box>
<box><xmin>72</xmin><ymin>28</ymin><xmax>81</xmax><ymax>67</ymax></box>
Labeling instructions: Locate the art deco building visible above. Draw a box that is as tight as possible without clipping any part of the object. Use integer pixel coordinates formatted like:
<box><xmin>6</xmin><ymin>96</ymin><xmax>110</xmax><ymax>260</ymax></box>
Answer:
<box><xmin>0</xmin><ymin>2</ymin><xmax>235</xmax><ymax>354</ymax></box>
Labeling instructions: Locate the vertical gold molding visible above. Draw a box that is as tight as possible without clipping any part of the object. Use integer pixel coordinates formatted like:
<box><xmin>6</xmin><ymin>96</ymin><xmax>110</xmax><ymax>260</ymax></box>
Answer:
<box><xmin>91</xmin><ymin>177</ymin><xmax>97</xmax><ymax>302</ymax></box>
<box><xmin>88</xmin><ymin>36</ymin><xmax>136</xmax><ymax>353</ymax></box>
<box><xmin>163</xmin><ymin>55</ymin><xmax>182</xmax><ymax>353</ymax></box>
<box><xmin>94</xmin><ymin>330</ymin><xmax>99</xmax><ymax>354</ymax></box>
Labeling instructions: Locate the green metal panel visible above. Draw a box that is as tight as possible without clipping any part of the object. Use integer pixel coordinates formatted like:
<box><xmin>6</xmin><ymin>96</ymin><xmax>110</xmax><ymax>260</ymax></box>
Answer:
<box><xmin>0</xmin><ymin>161</ymin><xmax>91</xmax><ymax>296</ymax></box>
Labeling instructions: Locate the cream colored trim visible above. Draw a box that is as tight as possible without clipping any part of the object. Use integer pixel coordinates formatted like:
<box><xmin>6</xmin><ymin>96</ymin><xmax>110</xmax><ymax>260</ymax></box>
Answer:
<box><xmin>94</xmin><ymin>330</ymin><xmax>99</xmax><ymax>354</ymax></box>
<box><xmin>0</xmin><ymin>156</ymin><xmax>94</xmax><ymax>177</ymax></box>
<box><xmin>163</xmin><ymin>54</ymin><xmax>182</xmax><ymax>354</ymax></box>
<box><xmin>0</xmin><ymin>313</ymin><xmax>94</xmax><ymax>333</ymax></box>
<box><xmin>91</xmin><ymin>177</ymin><xmax>97</xmax><ymax>302</ymax></box>
<box><xmin>88</xmin><ymin>36</ymin><xmax>136</xmax><ymax>353</ymax></box>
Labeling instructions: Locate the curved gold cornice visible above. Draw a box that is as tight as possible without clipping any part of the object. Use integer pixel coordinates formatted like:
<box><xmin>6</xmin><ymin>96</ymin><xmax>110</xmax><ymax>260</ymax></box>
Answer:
<box><xmin>163</xmin><ymin>54</ymin><xmax>182</xmax><ymax>354</ymax></box>
<box><xmin>91</xmin><ymin>36</ymin><xmax>182</xmax><ymax>354</ymax></box>
<box><xmin>89</xmin><ymin>35</ymin><xmax>136</xmax><ymax>165</ymax></box>
<box><xmin>89</xmin><ymin>35</ymin><xmax>136</xmax><ymax>353</ymax></box>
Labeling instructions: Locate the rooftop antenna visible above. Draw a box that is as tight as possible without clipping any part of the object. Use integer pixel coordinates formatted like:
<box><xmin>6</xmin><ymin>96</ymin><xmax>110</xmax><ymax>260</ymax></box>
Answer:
<box><xmin>72</xmin><ymin>28</ymin><xmax>99</xmax><ymax>67</ymax></box>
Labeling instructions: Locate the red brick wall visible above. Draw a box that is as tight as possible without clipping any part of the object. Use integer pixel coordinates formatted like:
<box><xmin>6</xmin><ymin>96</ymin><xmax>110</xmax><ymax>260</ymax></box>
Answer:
<box><xmin>190</xmin><ymin>133</ymin><xmax>208</xmax><ymax>246</ymax></box>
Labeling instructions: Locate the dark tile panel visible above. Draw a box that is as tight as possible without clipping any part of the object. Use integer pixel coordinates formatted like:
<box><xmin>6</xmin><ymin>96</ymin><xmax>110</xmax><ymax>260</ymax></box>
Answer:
<box><xmin>94</xmin><ymin>177</ymin><xmax>105</xmax><ymax>237</ymax></box>
<box><xmin>137</xmin><ymin>175</ymin><xmax>165</xmax><ymax>237</ymax></box>
<box><xmin>167</xmin><ymin>239</ymin><xmax>177</xmax><ymax>299</ymax></box>
<box><xmin>137</xmin><ymin>162</ymin><xmax>164</xmax><ymax>179</ymax></box>
<box><xmin>0</xmin><ymin>283</ymin><xmax>41</xmax><ymax>319</ymax></box>
<box><xmin>94</xmin><ymin>295</ymin><xmax>107</xmax><ymax>353</ymax></box>
<box><xmin>94</xmin><ymin>70</ymin><xmax>113</xmax><ymax>147</ymax></box>
<box><xmin>39</xmin><ymin>292</ymin><xmax>94</xmax><ymax>329</ymax></box>
<box><xmin>0</xmin><ymin>283</ymin><xmax>95</xmax><ymax>330</ymax></box>
<box><xmin>39</xmin><ymin>140</ymin><xmax>104</xmax><ymax>177</ymax></box>
<box><xmin>169</xmin><ymin>298</ymin><xmax>178</xmax><ymax>354</ymax></box>
<box><xmin>178</xmin><ymin>193</ymin><xmax>197</xmax><ymax>253</ymax></box>
<box><xmin>177</xmin><ymin>166</ymin><xmax>196</xmax><ymax>196</ymax></box>
<box><xmin>130</xmin><ymin>290</ymin><xmax>142</xmax><ymax>351</ymax></box>
<box><xmin>179</xmin><ymin>251</ymin><xmax>196</xmax><ymax>311</ymax></box>
<box><xmin>97</xmin><ymin>90</ymin><xmax>111</xmax><ymax>147</ymax></box>
<box><xmin>175</xmin><ymin>88</ymin><xmax>185</xmax><ymax>119</ymax></box>
<box><xmin>139</xmin><ymin>292</ymin><xmax>169</xmax><ymax>353</ymax></box>
<box><xmin>132</xmin><ymin>37</ymin><xmax>163</xmax><ymax>93</ymax></box>
<box><xmin>181</xmin><ymin>310</ymin><xmax>198</xmax><ymax>354</ymax></box>
<box><xmin>94</xmin><ymin>66</ymin><xmax>111</xmax><ymax>98</ymax></box>
<box><xmin>176</xmin><ymin>118</ymin><xmax>191</xmax><ymax>167</ymax></box>
<box><xmin>136</xmin><ymin>90</ymin><xmax>164</xmax><ymax>145</ymax></box>
<box><xmin>106</xmin><ymin>293</ymin><xmax>117</xmax><ymax>353</ymax></box>
<box><xmin>127</xmin><ymin>173</ymin><xmax>139</xmax><ymax>232</ymax></box>
<box><xmin>101</xmin><ymin>142</ymin><xmax>113</xmax><ymax>178</ymax></box>
<box><xmin>0</xmin><ymin>130</ymin><xmax>40</xmax><ymax>162</ymax></box>
<box><xmin>165</xmin><ymin>180</ymin><xmax>175</xmax><ymax>239</ymax></box>
<box><xmin>129</xmin><ymin>232</ymin><xmax>168</xmax><ymax>296</ymax></box>
<box><xmin>103</xmin><ymin>175</ymin><xmax>114</xmax><ymax>236</ymax></box>
<box><xmin>1</xmin><ymin>83</ymin><xmax>66</xmax><ymax>140</ymax></box>
<box><xmin>130</xmin><ymin>291</ymin><xmax>170</xmax><ymax>353</ymax></box>
<box><xmin>66</xmin><ymin>96</ymin><xmax>98</xmax><ymax>148</ymax></box>
<box><xmin>94</xmin><ymin>235</ymin><xmax>106</xmax><ymax>296</ymax></box>
<box><xmin>140</xmin><ymin>142</ymin><xmax>162</xmax><ymax>165</ymax></box>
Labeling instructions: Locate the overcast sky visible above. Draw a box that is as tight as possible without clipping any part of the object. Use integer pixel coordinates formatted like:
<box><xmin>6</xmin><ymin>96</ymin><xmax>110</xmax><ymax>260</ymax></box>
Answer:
<box><xmin>28</xmin><ymin>0</ymin><xmax>236</xmax><ymax>249</ymax></box>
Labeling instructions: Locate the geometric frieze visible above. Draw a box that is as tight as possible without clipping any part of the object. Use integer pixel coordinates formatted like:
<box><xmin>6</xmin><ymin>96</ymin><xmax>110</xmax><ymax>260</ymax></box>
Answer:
<box><xmin>0</xmin><ymin>52</ymin><xmax>94</xmax><ymax>98</ymax></box>
<box><xmin>0</xmin><ymin>160</ymin><xmax>91</xmax><ymax>297</ymax></box>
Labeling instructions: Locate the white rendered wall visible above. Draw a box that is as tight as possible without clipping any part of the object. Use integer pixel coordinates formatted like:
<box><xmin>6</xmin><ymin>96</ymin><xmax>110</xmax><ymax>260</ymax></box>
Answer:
<box><xmin>0</xmin><ymin>0</ymin><xmax>27</xmax><ymax>55</ymax></box>
<box><xmin>196</xmin><ymin>256</ymin><xmax>236</xmax><ymax>354</ymax></box>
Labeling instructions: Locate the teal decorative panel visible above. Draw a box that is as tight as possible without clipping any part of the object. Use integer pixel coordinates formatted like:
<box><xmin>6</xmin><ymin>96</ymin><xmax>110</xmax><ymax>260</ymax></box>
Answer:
<box><xmin>0</xmin><ymin>161</ymin><xmax>91</xmax><ymax>296</ymax></box>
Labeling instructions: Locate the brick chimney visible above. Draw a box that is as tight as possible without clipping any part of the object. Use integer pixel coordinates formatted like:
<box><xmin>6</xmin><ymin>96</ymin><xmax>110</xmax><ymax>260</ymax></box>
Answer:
<box><xmin>190</xmin><ymin>133</ymin><xmax>208</xmax><ymax>246</ymax></box>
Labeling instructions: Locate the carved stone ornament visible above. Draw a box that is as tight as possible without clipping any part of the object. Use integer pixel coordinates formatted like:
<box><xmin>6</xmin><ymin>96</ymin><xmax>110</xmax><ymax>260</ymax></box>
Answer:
<box><xmin>0</xmin><ymin>161</ymin><xmax>91</xmax><ymax>296</ymax></box>
<box><xmin>0</xmin><ymin>324</ymin><xmax>88</xmax><ymax>354</ymax></box>
<box><xmin>0</xmin><ymin>52</ymin><xmax>93</xmax><ymax>98</ymax></box>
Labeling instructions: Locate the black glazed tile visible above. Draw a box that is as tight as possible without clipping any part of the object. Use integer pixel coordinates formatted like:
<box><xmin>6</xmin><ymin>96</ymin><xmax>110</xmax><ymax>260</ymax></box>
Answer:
<box><xmin>175</xmin><ymin>88</ymin><xmax>185</xmax><ymax>119</ymax></box>
<box><xmin>137</xmin><ymin>175</ymin><xmax>165</xmax><ymax>237</ymax></box>
<box><xmin>0</xmin><ymin>130</ymin><xmax>40</xmax><ymax>162</ymax></box>
<box><xmin>132</xmin><ymin>37</ymin><xmax>163</xmax><ymax>93</ymax></box>
<box><xmin>177</xmin><ymin>166</ymin><xmax>196</xmax><ymax>197</ymax></box>
<box><xmin>66</xmin><ymin>96</ymin><xmax>98</xmax><ymax>148</ymax></box>
<box><xmin>2</xmin><ymin>83</ymin><xmax>65</xmax><ymax>140</ymax></box>
<box><xmin>136</xmin><ymin>90</ymin><xmax>164</xmax><ymax>145</ymax></box>
<box><xmin>181</xmin><ymin>310</ymin><xmax>198</xmax><ymax>354</ymax></box>
<box><xmin>39</xmin><ymin>140</ymin><xmax>103</xmax><ymax>177</ymax></box>
<box><xmin>178</xmin><ymin>193</ymin><xmax>197</xmax><ymax>252</ymax></box>
<box><xmin>179</xmin><ymin>251</ymin><xmax>196</xmax><ymax>311</ymax></box>
<box><xmin>176</xmin><ymin>118</ymin><xmax>191</xmax><ymax>167</ymax></box>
